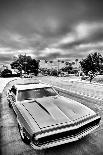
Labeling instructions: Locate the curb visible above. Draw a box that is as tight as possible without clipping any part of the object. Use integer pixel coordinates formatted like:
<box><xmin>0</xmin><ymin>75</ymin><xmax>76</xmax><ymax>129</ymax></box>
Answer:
<box><xmin>40</xmin><ymin>80</ymin><xmax>103</xmax><ymax>101</ymax></box>
<box><xmin>62</xmin><ymin>79</ymin><xmax>103</xmax><ymax>86</ymax></box>
<box><xmin>54</xmin><ymin>85</ymin><xmax>103</xmax><ymax>101</ymax></box>
<box><xmin>40</xmin><ymin>81</ymin><xmax>103</xmax><ymax>101</ymax></box>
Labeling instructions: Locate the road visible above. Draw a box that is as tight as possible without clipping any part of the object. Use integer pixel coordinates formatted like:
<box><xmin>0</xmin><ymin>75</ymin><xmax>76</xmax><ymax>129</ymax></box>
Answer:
<box><xmin>0</xmin><ymin>77</ymin><xmax>103</xmax><ymax>155</ymax></box>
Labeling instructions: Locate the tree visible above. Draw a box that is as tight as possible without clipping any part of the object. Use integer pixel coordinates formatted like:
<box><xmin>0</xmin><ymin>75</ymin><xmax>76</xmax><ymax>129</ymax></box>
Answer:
<box><xmin>58</xmin><ymin>60</ymin><xmax>61</xmax><ymax>62</ymax></box>
<box><xmin>10</xmin><ymin>54</ymin><xmax>39</xmax><ymax>76</ymax></box>
<box><xmin>61</xmin><ymin>65</ymin><xmax>73</xmax><ymax>73</ymax></box>
<box><xmin>80</xmin><ymin>52</ymin><xmax>103</xmax><ymax>82</ymax></box>
<box><xmin>72</xmin><ymin>61</ymin><xmax>75</xmax><ymax>65</ymax></box>
<box><xmin>65</xmin><ymin>61</ymin><xmax>69</xmax><ymax>66</ymax></box>
<box><xmin>50</xmin><ymin>69</ymin><xmax>58</xmax><ymax>76</ymax></box>
<box><xmin>61</xmin><ymin>60</ymin><xmax>64</xmax><ymax>63</ymax></box>
<box><xmin>49</xmin><ymin>60</ymin><xmax>53</xmax><ymax>63</ymax></box>
<box><xmin>45</xmin><ymin>60</ymin><xmax>48</xmax><ymax>63</ymax></box>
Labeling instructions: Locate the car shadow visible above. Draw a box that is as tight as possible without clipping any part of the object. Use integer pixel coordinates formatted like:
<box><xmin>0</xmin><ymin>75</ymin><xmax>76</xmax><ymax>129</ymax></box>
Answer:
<box><xmin>40</xmin><ymin>135</ymin><xmax>92</xmax><ymax>155</ymax></box>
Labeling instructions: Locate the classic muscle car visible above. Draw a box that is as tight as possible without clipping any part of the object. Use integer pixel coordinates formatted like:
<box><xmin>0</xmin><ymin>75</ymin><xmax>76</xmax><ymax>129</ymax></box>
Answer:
<box><xmin>7</xmin><ymin>81</ymin><xmax>101</xmax><ymax>150</ymax></box>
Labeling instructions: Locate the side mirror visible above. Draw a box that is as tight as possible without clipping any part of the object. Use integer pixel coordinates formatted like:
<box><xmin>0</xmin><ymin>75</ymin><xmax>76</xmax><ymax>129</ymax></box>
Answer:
<box><xmin>7</xmin><ymin>89</ymin><xmax>11</xmax><ymax>96</ymax></box>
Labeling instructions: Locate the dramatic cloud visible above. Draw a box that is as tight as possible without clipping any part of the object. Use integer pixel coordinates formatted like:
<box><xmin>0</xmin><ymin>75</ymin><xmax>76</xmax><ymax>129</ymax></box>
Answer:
<box><xmin>0</xmin><ymin>0</ymin><xmax>103</xmax><ymax>64</ymax></box>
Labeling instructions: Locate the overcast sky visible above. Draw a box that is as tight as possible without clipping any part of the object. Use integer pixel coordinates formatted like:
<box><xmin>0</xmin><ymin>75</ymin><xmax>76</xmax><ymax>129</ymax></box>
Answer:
<box><xmin>0</xmin><ymin>0</ymin><xmax>103</xmax><ymax>64</ymax></box>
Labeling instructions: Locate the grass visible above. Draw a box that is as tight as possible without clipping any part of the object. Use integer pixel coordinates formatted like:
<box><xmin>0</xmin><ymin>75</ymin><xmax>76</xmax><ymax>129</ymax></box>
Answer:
<box><xmin>92</xmin><ymin>75</ymin><xmax>103</xmax><ymax>83</ymax></box>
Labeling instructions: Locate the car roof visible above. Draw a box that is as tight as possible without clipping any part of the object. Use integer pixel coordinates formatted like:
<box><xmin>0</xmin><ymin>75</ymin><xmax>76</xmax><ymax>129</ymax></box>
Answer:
<box><xmin>15</xmin><ymin>82</ymin><xmax>51</xmax><ymax>91</ymax></box>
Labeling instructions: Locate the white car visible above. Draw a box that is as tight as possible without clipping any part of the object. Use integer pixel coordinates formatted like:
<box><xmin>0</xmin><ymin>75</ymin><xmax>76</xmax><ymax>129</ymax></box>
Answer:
<box><xmin>7</xmin><ymin>81</ymin><xmax>101</xmax><ymax>150</ymax></box>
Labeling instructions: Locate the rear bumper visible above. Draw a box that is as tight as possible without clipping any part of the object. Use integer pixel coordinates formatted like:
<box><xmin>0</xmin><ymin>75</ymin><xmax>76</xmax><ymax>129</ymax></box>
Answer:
<box><xmin>30</xmin><ymin>124</ymin><xmax>99</xmax><ymax>150</ymax></box>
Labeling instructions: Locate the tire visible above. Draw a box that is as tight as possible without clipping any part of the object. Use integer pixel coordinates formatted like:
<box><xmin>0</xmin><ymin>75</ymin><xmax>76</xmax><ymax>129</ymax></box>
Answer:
<box><xmin>18</xmin><ymin>122</ymin><xmax>31</xmax><ymax>145</ymax></box>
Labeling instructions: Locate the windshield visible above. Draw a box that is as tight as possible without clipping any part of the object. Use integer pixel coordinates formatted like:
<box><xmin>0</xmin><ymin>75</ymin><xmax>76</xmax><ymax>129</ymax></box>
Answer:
<box><xmin>17</xmin><ymin>87</ymin><xmax>58</xmax><ymax>101</ymax></box>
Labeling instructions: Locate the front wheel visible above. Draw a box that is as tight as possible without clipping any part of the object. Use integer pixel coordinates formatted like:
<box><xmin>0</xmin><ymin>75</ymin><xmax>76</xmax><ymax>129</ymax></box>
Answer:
<box><xmin>8</xmin><ymin>100</ymin><xmax>12</xmax><ymax>108</ymax></box>
<box><xmin>18</xmin><ymin>122</ymin><xmax>31</xmax><ymax>145</ymax></box>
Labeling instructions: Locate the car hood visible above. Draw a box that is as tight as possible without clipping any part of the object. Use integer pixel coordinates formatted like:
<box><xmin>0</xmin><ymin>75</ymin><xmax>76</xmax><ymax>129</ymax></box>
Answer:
<box><xmin>22</xmin><ymin>96</ymin><xmax>95</xmax><ymax>130</ymax></box>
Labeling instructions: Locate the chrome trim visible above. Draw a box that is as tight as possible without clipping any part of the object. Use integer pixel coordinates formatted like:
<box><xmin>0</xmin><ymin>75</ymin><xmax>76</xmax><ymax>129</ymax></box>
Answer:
<box><xmin>31</xmin><ymin>124</ymin><xmax>99</xmax><ymax>150</ymax></box>
<box><xmin>35</xmin><ymin>115</ymin><xmax>100</xmax><ymax>139</ymax></box>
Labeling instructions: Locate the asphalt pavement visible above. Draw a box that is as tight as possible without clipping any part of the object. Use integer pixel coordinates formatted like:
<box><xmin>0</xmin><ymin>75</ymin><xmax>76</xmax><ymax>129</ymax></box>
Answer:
<box><xmin>0</xmin><ymin>77</ymin><xmax>103</xmax><ymax>155</ymax></box>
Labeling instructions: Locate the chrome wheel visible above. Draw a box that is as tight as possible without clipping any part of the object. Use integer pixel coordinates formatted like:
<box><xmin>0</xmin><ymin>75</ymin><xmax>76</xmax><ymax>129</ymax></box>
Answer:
<box><xmin>18</xmin><ymin>122</ymin><xmax>31</xmax><ymax>144</ymax></box>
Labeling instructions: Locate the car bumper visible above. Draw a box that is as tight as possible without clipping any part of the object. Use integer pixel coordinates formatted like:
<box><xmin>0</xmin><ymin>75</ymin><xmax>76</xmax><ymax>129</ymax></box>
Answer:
<box><xmin>30</xmin><ymin>123</ymin><xmax>100</xmax><ymax>150</ymax></box>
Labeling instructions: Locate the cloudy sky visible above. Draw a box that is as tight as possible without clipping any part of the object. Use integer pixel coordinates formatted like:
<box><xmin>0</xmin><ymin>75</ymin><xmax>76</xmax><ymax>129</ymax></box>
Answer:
<box><xmin>0</xmin><ymin>0</ymin><xmax>103</xmax><ymax>64</ymax></box>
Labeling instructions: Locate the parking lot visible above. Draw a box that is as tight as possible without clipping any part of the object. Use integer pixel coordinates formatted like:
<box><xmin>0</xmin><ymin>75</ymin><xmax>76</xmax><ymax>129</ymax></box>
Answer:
<box><xmin>1</xmin><ymin>77</ymin><xmax>103</xmax><ymax>155</ymax></box>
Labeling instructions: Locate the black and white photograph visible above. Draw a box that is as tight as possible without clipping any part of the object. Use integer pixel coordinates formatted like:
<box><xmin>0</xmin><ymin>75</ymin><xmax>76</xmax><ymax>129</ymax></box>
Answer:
<box><xmin>0</xmin><ymin>0</ymin><xmax>103</xmax><ymax>155</ymax></box>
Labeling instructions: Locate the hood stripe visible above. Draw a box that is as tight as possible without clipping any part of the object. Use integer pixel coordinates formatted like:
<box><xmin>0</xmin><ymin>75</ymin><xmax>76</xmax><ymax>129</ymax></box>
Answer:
<box><xmin>36</xmin><ymin>98</ymin><xmax>71</xmax><ymax>122</ymax></box>
<box><xmin>35</xmin><ymin>100</ymin><xmax>51</xmax><ymax>115</ymax></box>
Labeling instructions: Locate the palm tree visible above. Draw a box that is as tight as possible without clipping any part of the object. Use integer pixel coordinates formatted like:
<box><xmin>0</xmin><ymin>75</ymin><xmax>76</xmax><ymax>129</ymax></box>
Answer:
<box><xmin>57</xmin><ymin>60</ymin><xmax>61</xmax><ymax>74</ymax></box>
<box><xmin>61</xmin><ymin>60</ymin><xmax>64</xmax><ymax>63</ymax></box>
<box><xmin>75</xmin><ymin>59</ymin><xmax>78</xmax><ymax>66</ymax></box>
<box><xmin>45</xmin><ymin>60</ymin><xmax>48</xmax><ymax>63</ymax></box>
<box><xmin>72</xmin><ymin>61</ymin><xmax>75</xmax><ymax>65</ymax></box>
<box><xmin>65</xmin><ymin>61</ymin><xmax>69</xmax><ymax>66</ymax></box>
<box><xmin>49</xmin><ymin>60</ymin><xmax>53</xmax><ymax>69</ymax></box>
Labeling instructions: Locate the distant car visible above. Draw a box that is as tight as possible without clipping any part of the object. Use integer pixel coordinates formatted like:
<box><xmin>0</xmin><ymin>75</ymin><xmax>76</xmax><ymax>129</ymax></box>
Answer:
<box><xmin>60</xmin><ymin>72</ymin><xmax>69</xmax><ymax>77</ymax></box>
<box><xmin>7</xmin><ymin>81</ymin><xmax>101</xmax><ymax>150</ymax></box>
<box><xmin>81</xmin><ymin>75</ymin><xmax>89</xmax><ymax>80</ymax></box>
<box><xmin>1</xmin><ymin>69</ymin><xmax>12</xmax><ymax>77</ymax></box>
<box><xmin>22</xmin><ymin>74</ymin><xmax>32</xmax><ymax>78</ymax></box>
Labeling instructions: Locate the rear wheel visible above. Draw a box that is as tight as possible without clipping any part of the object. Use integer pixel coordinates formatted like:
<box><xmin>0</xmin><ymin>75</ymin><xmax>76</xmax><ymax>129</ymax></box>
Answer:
<box><xmin>18</xmin><ymin>122</ymin><xmax>31</xmax><ymax>145</ymax></box>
